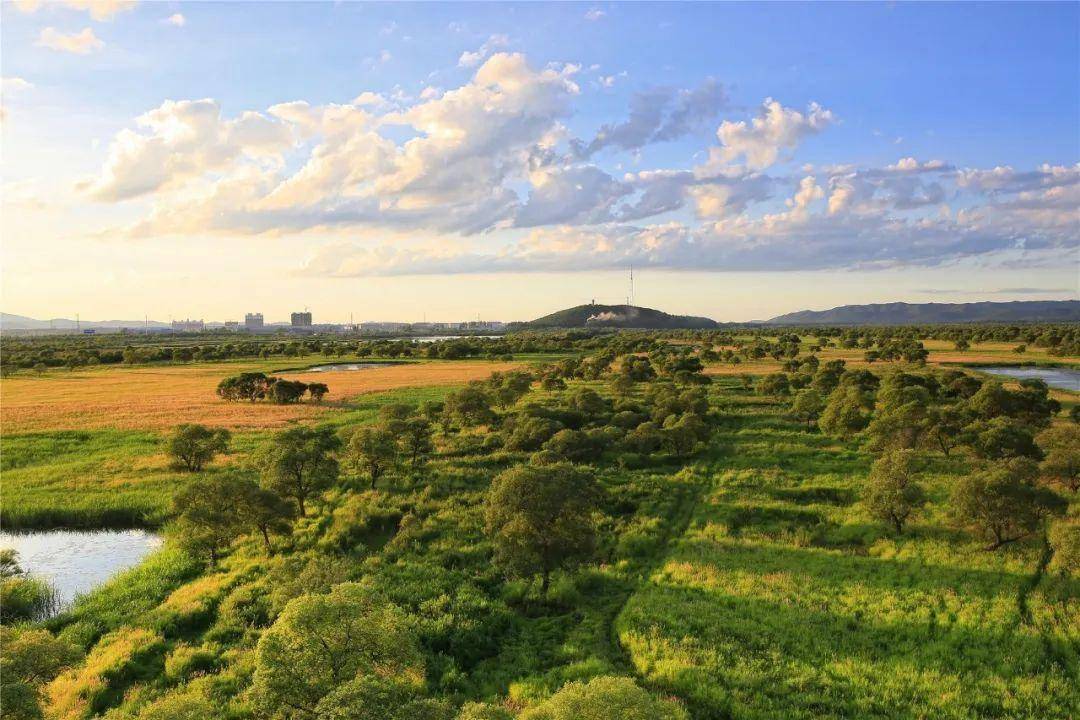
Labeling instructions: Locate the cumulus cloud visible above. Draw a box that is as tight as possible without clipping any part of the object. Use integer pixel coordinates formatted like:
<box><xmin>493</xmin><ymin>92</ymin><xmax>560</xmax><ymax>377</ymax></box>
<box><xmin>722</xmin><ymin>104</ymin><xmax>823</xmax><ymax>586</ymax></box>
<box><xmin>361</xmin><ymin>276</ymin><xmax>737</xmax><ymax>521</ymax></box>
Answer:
<box><xmin>164</xmin><ymin>13</ymin><xmax>185</xmax><ymax>27</ymax></box>
<box><xmin>78</xmin><ymin>49</ymin><xmax>1076</xmax><ymax>278</ymax></box>
<box><xmin>705</xmin><ymin>98</ymin><xmax>835</xmax><ymax>171</ymax></box>
<box><xmin>37</xmin><ymin>27</ymin><xmax>104</xmax><ymax>54</ymax></box>
<box><xmin>81</xmin><ymin>99</ymin><xmax>293</xmax><ymax>201</ymax></box>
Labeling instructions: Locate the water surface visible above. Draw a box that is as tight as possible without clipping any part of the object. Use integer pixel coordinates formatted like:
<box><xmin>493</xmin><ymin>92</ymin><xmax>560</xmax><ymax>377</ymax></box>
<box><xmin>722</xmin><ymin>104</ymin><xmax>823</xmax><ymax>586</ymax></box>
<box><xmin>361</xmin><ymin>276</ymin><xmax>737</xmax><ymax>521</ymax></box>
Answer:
<box><xmin>975</xmin><ymin>366</ymin><xmax>1080</xmax><ymax>392</ymax></box>
<box><xmin>304</xmin><ymin>362</ymin><xmax>391</xmax><ymax>372</ymax></box>
<box><xmin>0</xmin><ymin>529</ymin><xmax>162</xmax><ymax>614</ymax></box>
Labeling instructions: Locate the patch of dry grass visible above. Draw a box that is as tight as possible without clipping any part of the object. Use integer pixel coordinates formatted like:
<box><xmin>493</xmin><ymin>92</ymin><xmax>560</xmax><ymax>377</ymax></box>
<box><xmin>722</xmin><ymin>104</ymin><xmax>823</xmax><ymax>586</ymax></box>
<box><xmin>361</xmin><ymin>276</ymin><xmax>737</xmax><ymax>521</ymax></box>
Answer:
<box><xmin>0</xmin><ymin>360</ymin><xmax>520</xmax><ymax>432</ymax></box>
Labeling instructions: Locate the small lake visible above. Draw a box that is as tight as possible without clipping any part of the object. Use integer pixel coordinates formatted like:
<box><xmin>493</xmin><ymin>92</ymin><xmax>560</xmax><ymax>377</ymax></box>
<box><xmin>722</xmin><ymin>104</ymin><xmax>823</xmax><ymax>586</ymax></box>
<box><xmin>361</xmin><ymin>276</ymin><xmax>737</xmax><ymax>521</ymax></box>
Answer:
<box><xmin>304</xmin><ymin>362</ymin><xmax>392</xmax><ymax>372</ymax></box>
<box><xmin>0</xmin><ymin>529</ymin><xmax>162</xmax><ymax>614</ymax></box>
<box><xmin>975</xmin><ymin>366</ymin><xmax>1080</xmax><ymax>392</ymax></box>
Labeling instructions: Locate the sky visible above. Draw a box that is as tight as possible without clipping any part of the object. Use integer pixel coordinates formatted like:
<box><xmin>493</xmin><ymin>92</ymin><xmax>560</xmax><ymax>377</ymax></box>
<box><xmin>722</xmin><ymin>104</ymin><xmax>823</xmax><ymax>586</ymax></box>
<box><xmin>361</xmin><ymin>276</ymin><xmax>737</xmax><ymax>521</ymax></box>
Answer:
<box><xmin>1</xmin><ymin>1</ymin><xmax>1077</xmax><ymax>323</ymax></box>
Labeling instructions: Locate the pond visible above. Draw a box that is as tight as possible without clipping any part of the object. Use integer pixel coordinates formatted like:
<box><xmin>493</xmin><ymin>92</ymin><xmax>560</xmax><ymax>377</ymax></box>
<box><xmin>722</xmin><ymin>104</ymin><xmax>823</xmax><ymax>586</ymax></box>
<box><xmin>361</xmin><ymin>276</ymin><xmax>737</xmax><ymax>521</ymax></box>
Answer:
<box><xmin>0</xmin><ymin>529</ymin><xmax>162</xmax><ymax>615</ymax></box>
<box><xmin>303</xmin><ymin>362</ymin><xmax>394</xmax><ymax>372</ymax></box>
<box><xmin>974</xmin><ymin>366</ymin><xmax>1080</xmax><ymax>392</ymax></box>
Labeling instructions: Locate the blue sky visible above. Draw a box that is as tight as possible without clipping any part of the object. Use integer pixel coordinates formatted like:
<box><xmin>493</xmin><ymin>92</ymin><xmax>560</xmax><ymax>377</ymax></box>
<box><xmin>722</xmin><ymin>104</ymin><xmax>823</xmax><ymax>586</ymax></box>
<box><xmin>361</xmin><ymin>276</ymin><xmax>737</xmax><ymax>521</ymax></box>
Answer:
<box><xmin>1</xmin><ymin>1</ymin><xmax>1077</xmax><ymax>322</ymax></box>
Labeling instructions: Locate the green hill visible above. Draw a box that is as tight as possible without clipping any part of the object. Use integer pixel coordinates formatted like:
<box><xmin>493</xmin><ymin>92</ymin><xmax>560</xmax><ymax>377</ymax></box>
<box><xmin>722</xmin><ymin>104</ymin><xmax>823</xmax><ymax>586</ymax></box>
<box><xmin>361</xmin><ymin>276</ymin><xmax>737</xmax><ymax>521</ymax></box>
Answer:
<box><xmin>525</xmin><ymin>303</ymin><xmax>718</xmax><ymax>329</ymax></box>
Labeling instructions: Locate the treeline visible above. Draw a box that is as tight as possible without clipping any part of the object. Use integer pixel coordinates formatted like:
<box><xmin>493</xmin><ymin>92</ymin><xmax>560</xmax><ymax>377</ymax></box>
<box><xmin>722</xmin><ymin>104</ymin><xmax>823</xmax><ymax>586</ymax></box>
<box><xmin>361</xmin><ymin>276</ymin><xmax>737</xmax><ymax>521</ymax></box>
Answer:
<box><xmin>6</xmin><ymin>322</ymin><xmax>1077</xmax><ymax>373</ymax></box>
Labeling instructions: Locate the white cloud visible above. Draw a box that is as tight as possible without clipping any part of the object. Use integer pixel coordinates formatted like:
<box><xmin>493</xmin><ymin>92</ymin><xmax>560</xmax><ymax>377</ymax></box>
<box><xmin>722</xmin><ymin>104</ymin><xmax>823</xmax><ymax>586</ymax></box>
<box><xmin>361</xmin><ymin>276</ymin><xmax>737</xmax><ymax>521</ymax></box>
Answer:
<box><xmin>82</xmin><ymin>99</ymin><xmax>293</xmax><ymax>201</ymax></box>
<box><xmin>37</xmin><ymin>27</ymin><xmax>104</xmax><ymax>54</ymax></box>
<box><xmin>15</xmin><ymin>0</ymin><xmax>136</xmax><ymax>20</ymax></box>
<box><xmin>584</xmin><ymin>8</ymin><xmax>606</xmax><ymax>21</ymax></box>
<box><xmin>706</xmin><ymin>98</ymin><xmax>835</xmax><ymax>171</ymax></box>
<box><xmin>76</xmin><ymin>49</ymin><xmax>1076</xmax><ymax>278</ymax></box>
<box><xmin>458</xmin><ymin>34</ymin><xmax>509</xmax><ymax>68</ymax></box>
<box><xmin>164</xmin><ymin>13</ymin><xmax>185</xmax><ymax>27</ymax></box>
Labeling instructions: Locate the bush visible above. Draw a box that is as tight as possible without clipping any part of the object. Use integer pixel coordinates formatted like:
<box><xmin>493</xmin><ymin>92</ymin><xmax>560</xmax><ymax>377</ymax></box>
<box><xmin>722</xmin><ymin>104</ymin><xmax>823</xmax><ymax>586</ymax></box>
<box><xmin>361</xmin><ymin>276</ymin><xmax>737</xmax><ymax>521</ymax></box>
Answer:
<box><xmin>520</xmin><ymin>675</ymin><xmax>688</xmax><ymax>720</ymax></box>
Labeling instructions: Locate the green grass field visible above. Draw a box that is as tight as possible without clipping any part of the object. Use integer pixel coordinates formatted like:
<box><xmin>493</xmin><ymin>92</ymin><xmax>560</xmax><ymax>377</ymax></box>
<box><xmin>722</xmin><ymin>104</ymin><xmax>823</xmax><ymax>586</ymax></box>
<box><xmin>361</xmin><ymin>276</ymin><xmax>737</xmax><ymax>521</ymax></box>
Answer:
<box><xmin>3</xmin><ymin>343</ymin><xmax>1077</xmax><ymax>719</ymax></box>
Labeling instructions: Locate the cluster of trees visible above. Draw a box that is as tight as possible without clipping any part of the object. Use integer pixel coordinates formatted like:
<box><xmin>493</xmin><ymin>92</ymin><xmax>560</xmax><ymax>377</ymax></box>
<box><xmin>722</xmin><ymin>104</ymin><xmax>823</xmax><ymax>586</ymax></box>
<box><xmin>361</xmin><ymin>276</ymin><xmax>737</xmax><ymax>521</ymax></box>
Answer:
<box><xmin>216</xmin><ymin>372</ymin><xmax>328</xmax><ymax>404</ymax></box>
<box><xmin>755</xmin><ymin>362</ymin><xmax>1078</xmax><ymax>558</ymax></box>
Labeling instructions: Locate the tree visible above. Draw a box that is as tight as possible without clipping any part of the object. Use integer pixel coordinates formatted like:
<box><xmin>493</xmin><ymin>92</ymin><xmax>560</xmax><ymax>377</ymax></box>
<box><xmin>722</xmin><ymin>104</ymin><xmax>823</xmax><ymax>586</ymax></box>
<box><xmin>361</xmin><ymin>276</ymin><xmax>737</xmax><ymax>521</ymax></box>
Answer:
<box><xmin>1037</xmin><ymin>425</ymin><xmax>1080</xmax><ymax>491</ymax></box>
<box><xmin>954</xmin><ymin>338</ymin><xmax>971</xmax><ymax>352</ymax></box>
<box><xmin>217</xmin><ymin>372</ymin><xmax>274</xmax><ymax>402</ymax></box>
<box><xmin>791</xmin><ymin>389</ymin><xmax>824</xmax><ymax>429</ymax></box>
<box><xmin>307</xmin><ymin>383</ymin><xmax>329</xmax><ymax>403</ymax></box>
<box><xmin>819</xmin><ymin>385</ymin><xmax>873</xmax><ymax>437</ymax></box>
<box><xmin>252</xmin><ymin>583</ymin><xmax>424</xmax><ymax>719</ymax></box>
<box><xmin>166</xmin><ymin>424</ymin><xmax>231</xmax><ymax>472</ymax></box>
<box><xmin>862</xmin><ymin>449</ymin><xmax>926</xmax><ymax>533</ymax></box>
<box><xmin>401</xmin><ymin>417</ymin><xmax>435</xmax><ymax>470</ymax></box>
<box><xmin>445</xmin><ymin>384</ymin><xmax>496</xmax><ymax>427</ymax></box>
<box><xmin>927</xmin><ymin>405</ymin><xmax>967</xmax><ymax>457</ymax></box>
<box><xmin>756</xmin><ymin>373</ymin><xmax>790</xmax><ymax>397</ymax></box>
<box><xmin>520</xmin><ymin>676</ymin><xmax>688</xmax><ymax>720</ymax></box>
<box><xmin>269</xmin><ymin>380</ymin><xmax>309</xmax><ymax>404</ymax></box>
<box><xmin>484</xmin><ymin>463</ymin><xmax>600</xmax><ymax>596</ymax></box>
<box><xmin>236</xmin><ymin>479</ymin><xmax>296</xmax><ymax>554</ymax></box>
<box><xmin>172</xmin><ymin>474</ymin><xmax>247</xmax><ymax>565</ymax></box>
<box><xmin>662</xmin><ymin>412</ymin><xmax>708</xmax><ymax>458</ymax></box>
<box><xmin>865</xmin><ymin>384</ymin><xmax>931</xmax><ymax>451</ymax></box>
<box><xmin>346</xmin><ymin>426</ymin><xmax>399</xmax><ymax>489</ymax></box>
<box><xmin>951</xmin><ymin>459</ymin><xmax>1066</xmax><ymax>550</ymax></box>
<box><xmin>260</xmin><ymin>427</ymin><xmax>342</xmax><ymax>516</ymax></box>
<box><xmin>378</xmin><ymin>403</ymin><xmax>417</xmax><ymax>433</ymax></box>
<box><xmin>623</xmin><ymin>421</ymin><xmax>665</xmax><ymax>454</ymax></box>
<box><xmin>964</xmin><ymin>417</ymin><xmax>1042</xmax><ymax>460</ymax></box>
<box><xmin>0</xmin><ymin>627</ymin><xmax>81</xmax><ymax>720</ymax></box>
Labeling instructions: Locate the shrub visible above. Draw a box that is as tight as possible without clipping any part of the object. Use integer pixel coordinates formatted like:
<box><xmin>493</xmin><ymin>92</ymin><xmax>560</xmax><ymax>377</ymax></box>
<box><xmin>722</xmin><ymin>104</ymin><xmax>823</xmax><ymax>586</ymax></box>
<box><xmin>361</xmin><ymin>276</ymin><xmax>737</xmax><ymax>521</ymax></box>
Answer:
<box><xmin>520</xmin><ymin>675</ymin><xmax>688</xmax><ymax>720</ymax></box>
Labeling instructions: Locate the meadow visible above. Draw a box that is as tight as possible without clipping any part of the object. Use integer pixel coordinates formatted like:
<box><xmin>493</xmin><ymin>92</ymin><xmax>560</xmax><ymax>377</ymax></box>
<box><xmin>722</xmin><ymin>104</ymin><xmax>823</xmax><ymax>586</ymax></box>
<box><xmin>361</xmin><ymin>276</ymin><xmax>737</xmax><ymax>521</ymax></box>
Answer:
<box><xmin>1</xmin><ymin>330</ymin><xmax>1077</xmax><ymax>719</ymax></box>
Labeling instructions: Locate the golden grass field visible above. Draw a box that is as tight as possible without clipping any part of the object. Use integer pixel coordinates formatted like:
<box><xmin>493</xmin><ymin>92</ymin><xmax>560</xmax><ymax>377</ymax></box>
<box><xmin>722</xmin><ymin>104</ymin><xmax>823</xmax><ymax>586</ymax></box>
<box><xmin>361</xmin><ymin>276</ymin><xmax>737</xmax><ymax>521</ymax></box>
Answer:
<box><xmin>0</xmin><ymin>360</ymin><xmax>521</xmax><ymax>432</ymax></box>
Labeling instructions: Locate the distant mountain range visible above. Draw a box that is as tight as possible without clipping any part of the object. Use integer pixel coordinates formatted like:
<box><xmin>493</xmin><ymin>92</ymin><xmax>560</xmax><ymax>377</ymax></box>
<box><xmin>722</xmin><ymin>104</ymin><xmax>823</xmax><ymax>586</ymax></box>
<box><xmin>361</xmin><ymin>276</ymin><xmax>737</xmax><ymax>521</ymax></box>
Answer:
<box><xmin>525</xmin><ymin>304</ymin><xmax>719</xmax><ymax>329</ymax></box>
<box><xmin>766</xmin><ymin>300</ymin><xmax>1080</xmax><ymax>325</ymax></box>
<box><xmin>0</xmin><ymin>313</ymin><xmax>172</xmax><ymax>330</ymax></box>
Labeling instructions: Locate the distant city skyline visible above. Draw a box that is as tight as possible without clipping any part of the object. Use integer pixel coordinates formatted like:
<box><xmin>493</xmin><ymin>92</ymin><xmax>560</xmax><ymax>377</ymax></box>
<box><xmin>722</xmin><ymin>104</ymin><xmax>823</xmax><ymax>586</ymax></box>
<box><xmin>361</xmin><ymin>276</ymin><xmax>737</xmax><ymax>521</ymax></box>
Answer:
<box><xmin>2</xmin><ymin>1</ymin><xmax>1077</xmax><ymax>321</ymax></box>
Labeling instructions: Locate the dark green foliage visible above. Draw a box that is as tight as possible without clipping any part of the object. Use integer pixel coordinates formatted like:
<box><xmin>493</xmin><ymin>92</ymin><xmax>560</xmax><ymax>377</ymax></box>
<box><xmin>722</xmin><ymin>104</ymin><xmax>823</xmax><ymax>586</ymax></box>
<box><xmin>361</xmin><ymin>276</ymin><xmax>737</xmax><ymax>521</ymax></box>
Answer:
<box><xmin>268</xmin><ymin>379</ymin><xmax>309</xmax><ymax>404</ymax></box>
<box><xmin>346</xmin><ymin>426</ymin><xmax>399</xmax><ymax>489</ymax></box>
<box><xmin>485</xmin><ymin>462</ymin><xmax>601</xmax><ymax>595</ymax></box>
<box><xmin>951</xmin><ymin>459</ymin><xmax>1067</xmax><ymax>549</ymax></box>
<box><xmin>216</xmin><ymin>372</ymin><xmax>274</xmax><ymax>402</ymax></box>
<box><xmin>260</xmin><ymin>426</ymin><xmax>342</xmax><ymax>516</ymax></box>
<box><xmin>862</xmin><ymin>449</ymin><xmax>926</xmax><ymax>533</ymax></box>
<box><xmin>166</xmin><ymin>424</ymin><xmax>231</xmax><ymax>471</ymax></box>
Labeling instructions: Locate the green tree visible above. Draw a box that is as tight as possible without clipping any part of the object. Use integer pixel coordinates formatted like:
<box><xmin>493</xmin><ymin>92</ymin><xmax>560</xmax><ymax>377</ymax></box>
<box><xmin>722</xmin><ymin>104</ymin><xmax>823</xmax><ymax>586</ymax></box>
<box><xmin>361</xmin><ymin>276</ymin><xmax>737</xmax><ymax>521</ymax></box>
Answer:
<box><xmin>252</xmin><ymin>583</ymin><xmax>424</xmax><ymax>719</ymax></box>
<box><xmin>1038</xmin><ymin>425</ymin><xmax>1080</xmax><ymax>491</ymax></box>
<box><xmin>0</xmin><ymin>627</ymin><xmax>81</xmax><ymax>720</ymax></box>
<box><xmin>166</xmin><ymin>424</ymin><xmax>231</xmax><ymax>472</ymax></box>
<box><xmin>951</xmin><ymin>459</ymin><xmax>1066</xmax><ymax>549</ymax></box>
<box><xmin>307</xmin><ymin>383</ymin><xmax>329</xmax><ymax>403</ymax></box>
<box><xmin>485</xmin><ymin>463</ymin><xmax>600</xmax><ymax>595</ymax></box>
<box><xmin>865</xmin><ymin>382</ymin><xmax>931</xmax><ymax>451</ymax></box>
<box><xmin>520</xmin><ymin>676</ymin><xmax>688</xmax><ymax>720</ymax></box>
<box><xmin>965</xmin><ymin>417</ymin><xmax>1042</xmax><ymax>460</ymax></box>
<box><xmin>216</xmin><ymin>372</ymin><xmax>274</xmax><ymax>402</ymax></box>
<box><xmin>346</xmin><ymin>426</ymin><xmax>399</xmax><ymax>489</ymax></box>
<box><xmin>260</xmin><ymin>427</ymin><xmax>342</xmax><ymax>516</ymax></box>
<box><xmin>756</xmin><ymin>372</ymin><xmax>790</xmax><ymax>397</ymax></box>
<box><xmin>171</xmin><ymin>474</ymin><xmax>247</xmax><ymax>565</ymax></box>
<box><xmin>862</xmin><ymin>449</ymin><xmax>927</xmax><ymax>533</ymax></box>
<box><xmin>819</xmin><ymin>385</ymin><xmax>873</xmax><ymax>437</ymax></box>
<box><xmin>445</xmin><ymin>384</ymin><xmax>496</xmax><ymax>427</ymax></box>
<box><xmin>236</xmin><ymin>479</ymin><xmax>296</xmax><ymax>554</ymax></box>
<box><xmin>791</xmin><ymin>388</ymin><xmax>824</xmax><ymax>429</ymax></box>
<box><xmin>401</xmin><ymin>417</ymin><xmax>435</xmax><ymax>470</ymax></box>
<box><xmin>927</xmin><ymin>405</ymin><xmax>967</xmax><ymax>457</ymax></box>
<box><xmin>269</xmin><ymin>380</ymin><xmax>309</xmax><ymax>404</ymax></box>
